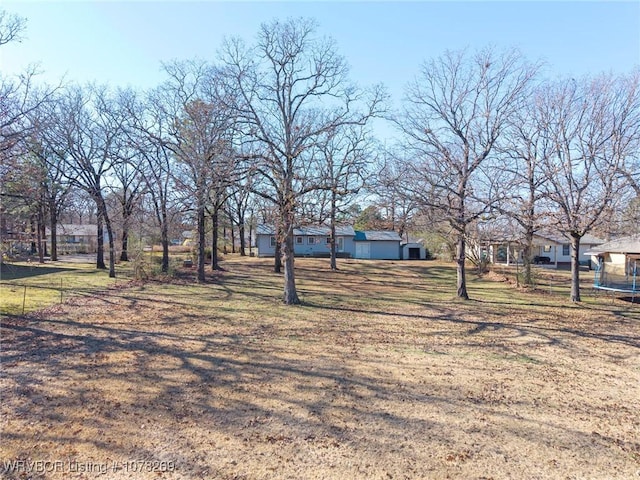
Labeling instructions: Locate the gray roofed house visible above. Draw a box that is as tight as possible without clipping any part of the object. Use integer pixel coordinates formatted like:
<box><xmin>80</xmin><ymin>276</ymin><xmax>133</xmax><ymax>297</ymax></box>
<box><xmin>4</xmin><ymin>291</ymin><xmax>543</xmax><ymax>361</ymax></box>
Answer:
<box><xmin>353</xmin><ymin>230</ymin><xmax>402</xmax><ymax>260</ymax></box>
<box><xmin>584</xmin><ymin>234</ymin><xmax>640</xmax><ymax>256</ymax></box>
<box><xmin>256</xmin><ymin>225</ymin><xmax>355</xmax><ymax>237</ymax></box>
<box><xmin>255</xmin><ymin>225</ymin><xmax>402</xmax><ymax>259</ymax></box>
<box><xmin>255</xmin><ymin>225</ymin><xmax>356</xmax><ymax>258</ymax></box>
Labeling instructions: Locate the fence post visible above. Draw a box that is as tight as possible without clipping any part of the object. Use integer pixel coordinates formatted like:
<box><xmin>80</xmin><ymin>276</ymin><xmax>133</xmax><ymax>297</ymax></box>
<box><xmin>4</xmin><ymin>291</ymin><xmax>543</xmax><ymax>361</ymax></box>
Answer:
<box><xmin>60</xmin><ymin>278</ymin><xmax>63</xmax><ymax>304</ymax></box>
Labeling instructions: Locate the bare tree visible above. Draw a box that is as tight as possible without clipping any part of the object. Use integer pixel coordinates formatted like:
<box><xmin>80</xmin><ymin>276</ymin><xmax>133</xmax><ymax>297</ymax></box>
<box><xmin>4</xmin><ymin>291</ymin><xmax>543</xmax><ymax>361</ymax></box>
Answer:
<box><xmin>21</xmin><ymin>130</ymin><xmax>72</xmax><ymax>261</ymax></box>
<box><xmin>373</xmin><ymin>151</ymin><xmax>422</xmax><ymax>241</ymax></box>
<box><xmin>399</xmin><ymin>47</ymin><xmax>538</xmax><ymax>299</ymax></box>
<box><xmin>220</xmin><ymin>18</ymin><xmax>385</xmax><ymax>304</ymax></box>
<box><xmin>154</xmin><ymin>60</ymin><xmax>236</xmax><ymax>282</ymax></box>
<box><xmin>226</xmin><ymin>170</ymin><xmax>255</xmax><ymax>256</ymax></box>
<box><xmin>99</xmin><ymin>91</ymin><xmax>146</xmax><ymax>263</ymax></box>
<box><xmin>0</xmin><ymin>9</ymin><xmax>26</xmax><ymax>46</ymax></box>
<box><xmin>497</xmin><ymin>84</ymin><xmax>555</xmax><ymax>285</ymax></box>
<box><xmin>42</xmin><ymin>84</ymin><xmax>124</xmax><ymax>277</ymax></box>
<box><xmin>316</xmin><ymin>124</ymin><xmax>374</xmax><ymax>270</ymax></box>
<box><xmin>1</xmin><ymin>12</ymin><xmax>60</xmax><ymax>159</ymax></box>
<box><xmin>540</xmin><ymin>73</ymin><xmax>640</xmax><ymax>301</ymax></box>
<box><xmin>122</xmin><ymin>89</ymin><xmax>179</xmax><ymax>273</ymax></box>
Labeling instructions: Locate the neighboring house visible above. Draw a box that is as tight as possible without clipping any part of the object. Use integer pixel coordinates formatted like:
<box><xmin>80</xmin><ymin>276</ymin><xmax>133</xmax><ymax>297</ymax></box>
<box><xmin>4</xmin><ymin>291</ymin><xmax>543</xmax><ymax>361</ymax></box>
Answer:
<box><xmin>531</xmin><ymin>232</ymin><xmax>604</xmax><ymax>268</ymax></box>
<box><xmin>585</xmin><ymin>234</ymin><xmax>640</xmax><ymax>295</ymax></box>
<box><xmin>181</xmin><ymin>230</ymin><xmax>195</xmax><ymax>247</ymax></box>
<box><xmin>353</xmin><ymin>230</ymin><xmax>402</xmax><ymax>260</ymax></box>
<box><xmin>255</xmin><ymin>225</ymin><xmax>403</xmax><ymax>260</ymax></box>
<box><xmin>483</xmin><ymin>232</ymin><xmax>605</xmax><ymax>268</ymax></box>
<box><xmin>45</xmin><ymin>224</ymin><xmax>99</xmax><ymax>254</ymax></box>
<box><xmin>256</xmin><ymin>225</ymin><xmax>356</xmax><ymax>258</ymax></box>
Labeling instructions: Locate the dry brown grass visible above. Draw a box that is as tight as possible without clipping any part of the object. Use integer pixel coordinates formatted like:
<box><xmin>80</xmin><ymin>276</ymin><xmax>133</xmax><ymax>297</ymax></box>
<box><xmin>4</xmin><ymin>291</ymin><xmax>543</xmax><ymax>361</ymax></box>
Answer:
<box><xmin>1</xmin><ymin>256</ymin><xmax>639</xmax><ymax>479</ymax></box>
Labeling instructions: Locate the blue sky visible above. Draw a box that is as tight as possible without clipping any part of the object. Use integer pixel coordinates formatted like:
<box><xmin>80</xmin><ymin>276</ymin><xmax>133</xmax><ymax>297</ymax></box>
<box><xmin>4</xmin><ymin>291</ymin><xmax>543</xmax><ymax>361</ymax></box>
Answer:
<box><xmin>2</xmin><ymin>1</ymin><xmax>639</xmax><ymax>114</ymax></box>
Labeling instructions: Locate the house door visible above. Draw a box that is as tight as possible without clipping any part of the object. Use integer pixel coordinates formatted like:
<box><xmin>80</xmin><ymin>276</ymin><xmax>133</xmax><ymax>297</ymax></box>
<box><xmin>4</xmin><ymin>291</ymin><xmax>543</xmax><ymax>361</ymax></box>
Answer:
<box><xmin>356</xmin><ymin>242</ymin><xmax>370</xmax><ymax>259</ymax></box>
<box><xmin>408</xmin><ymin>247</ymin><xmax>420</xmax><ymax>259</ymax></box>
<box><xmin>337</xmin><ymin>237</ymin><xmax>344</xmax><ymax>252</ymax></box>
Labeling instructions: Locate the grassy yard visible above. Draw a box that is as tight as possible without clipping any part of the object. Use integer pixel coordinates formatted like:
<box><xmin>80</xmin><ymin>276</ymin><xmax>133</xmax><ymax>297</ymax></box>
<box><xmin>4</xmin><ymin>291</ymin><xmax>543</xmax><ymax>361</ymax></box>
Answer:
<box><xmin>1</xmin><ymin>256</ymin><xmax>639</xmax><ymax>479</ymax></box>
<box><xmin>0</xmin><ymin>258</ymin><xmax>131</xmax><ymax>316</ymax></box>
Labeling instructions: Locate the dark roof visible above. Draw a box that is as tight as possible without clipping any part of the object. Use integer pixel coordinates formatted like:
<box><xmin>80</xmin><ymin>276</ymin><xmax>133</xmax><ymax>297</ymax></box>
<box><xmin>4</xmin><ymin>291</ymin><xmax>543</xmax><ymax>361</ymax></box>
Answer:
<box><xmin>256</xmin><ymin>225</ymin><xmax>355</xmax><ymax>236</ymax></box>
<box><xmin>584</xmin><ymin>234</ymin><xmax>640</xmax><ymax>255</ymax></box>
<box><xmin>354</xmin><ymin>230</ymin><xmax>402</xmax><ymax>242</ymax></box>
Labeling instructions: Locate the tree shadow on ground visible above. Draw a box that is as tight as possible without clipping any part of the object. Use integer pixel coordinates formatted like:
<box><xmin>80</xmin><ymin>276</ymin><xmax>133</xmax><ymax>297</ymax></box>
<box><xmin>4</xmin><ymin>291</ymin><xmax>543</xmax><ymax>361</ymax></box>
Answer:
<box><xmin>1</xmin><ymin>257</ymin><xmax>639</xmax><ymax>479</ymax></box>
<box><xmin>0</xmin><ymin>263</ymin><xmax>75</xmax><ymax>281</ymax></box>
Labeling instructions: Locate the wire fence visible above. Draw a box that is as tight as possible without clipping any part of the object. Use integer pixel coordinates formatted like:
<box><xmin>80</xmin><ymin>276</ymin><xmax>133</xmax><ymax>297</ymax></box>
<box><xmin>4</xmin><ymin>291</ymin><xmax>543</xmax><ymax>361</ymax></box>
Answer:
<box><xmin>0</xmin><ymin>274</ymin><xmax>136</xmax><ymax>316</ymax></box>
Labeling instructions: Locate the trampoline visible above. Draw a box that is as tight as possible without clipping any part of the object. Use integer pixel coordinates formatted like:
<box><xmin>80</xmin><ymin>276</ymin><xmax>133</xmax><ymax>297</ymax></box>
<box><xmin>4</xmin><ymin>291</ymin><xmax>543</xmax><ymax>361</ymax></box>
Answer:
<box><xmin>593</xmin><ymin>256</ymin><xmax>638</xmax><ymax>302</ymax></box>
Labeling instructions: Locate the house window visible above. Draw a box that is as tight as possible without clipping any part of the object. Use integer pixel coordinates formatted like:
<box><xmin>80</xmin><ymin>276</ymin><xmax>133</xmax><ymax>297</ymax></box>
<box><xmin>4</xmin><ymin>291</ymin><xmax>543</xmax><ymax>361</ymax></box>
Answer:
<box><xmin>307</xmin><ymin>236</ymin><xmax>316</xmax><ymax>245</ymax></box>
<box><xmin>295</xmin><ymin>236</ymin><xmax>303</xmax><ymax>245</ymax></box>
<box><xmin>562</xmin><ymin>244</ymin><xmax>570</xmax><ymax>256</ymax></box>
<box><xmin>543</xmin><ymin>245</ymin><xmax>552</xmax><ymax>253</ymax></box>
<box><xmin>270</xmin><ymin>236</ymin><xmax>276</xmax><ymax>247</ymax></box>
<box><xmin>326</xmin><ymin>236</ymin><xmax>331</xmax><ymax>244</ymax></box>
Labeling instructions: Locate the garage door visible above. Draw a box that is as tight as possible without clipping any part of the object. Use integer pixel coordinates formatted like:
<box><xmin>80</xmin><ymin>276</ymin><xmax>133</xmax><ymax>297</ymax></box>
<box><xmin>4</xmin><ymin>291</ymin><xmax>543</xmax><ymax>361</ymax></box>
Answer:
<box><xmin>355</xmin><ymin>242</ymin><xmax>370</xmax><ymax>259</ymax></box>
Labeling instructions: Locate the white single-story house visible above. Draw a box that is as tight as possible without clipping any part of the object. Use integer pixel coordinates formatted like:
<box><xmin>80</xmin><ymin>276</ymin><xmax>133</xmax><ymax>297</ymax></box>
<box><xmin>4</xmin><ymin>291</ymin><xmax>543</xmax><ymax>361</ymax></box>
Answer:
<box><xmin>483</xmin><ymin>232</ymin><xmax>605</xmax><ymax>268</ymax></box>
<box><xmin>256</xmin><ymin>225</ymin><xmax>356</xmax><ymax>258</ymax></box>
<box><xmin>585</xmin><ymin>234</ymin><xmax>640</xmax><ymax>296</ymax></box>
<box><xmin>353</xmin><ymin>230</ymin><xmax>402</xmax><ymax>260</ymax></box>
<box><xmin>531</xmin><ymin>232</ymin><xmax>605</xmax><ymax>268</ymax></box>
<box><xmin>256</xmin><ymin>225</ymin><xmax>403</xmax><ymax>260</ymax></box>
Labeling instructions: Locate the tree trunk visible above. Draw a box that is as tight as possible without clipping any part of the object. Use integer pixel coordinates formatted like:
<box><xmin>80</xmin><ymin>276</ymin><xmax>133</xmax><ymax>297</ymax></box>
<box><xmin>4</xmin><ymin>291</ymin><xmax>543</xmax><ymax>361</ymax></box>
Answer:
<box><xmin>274</xmin><ymin>236</ymin><xmax>282</xmax><ymax>273</ymax></box>
<box><xmin>223</xmin><ymin>225</ymin><xmax>228</xmax><ymax>254</ymax></box>
<box><xmin>211</xmin><ymin>210</ymin><xmax>220</xmax><ymax>271</ymax></box>
<box><xmin>248</xmin><ymin>216</ymin><xmax>253</xmax><ymax>257</ymax></box>
<box><xmin>96</xmin><ymin>196</ymin><xmax>116</xmax><ymax>278</ymax></box>
<box><xmin>160</xmin><ymin>219</ymin><xmax>169</xmax><ymax>273</ymax></box>
<box><xmin>160</xmin><ymin>212</ymin><xmax>169</xmax><ymax>274</ymax></box>
<box><xmin>119</xmin><ymin>196</ymin><xmax>135</xmax><ymax>262</ymax></box>
<box><xmin>50</xmin><ymin>206</ymin><xmax>58</xmax><ymax>261</ymax></box>
<box><xmin>30</xmin><ymin>217</ymin><xmax>37</xmax><ymax>255</ymax></box>
<box><xmin>36</xmin><ymin>214</ymin><xmax>44</xmax><ymax>263</ymax></box>
<box><xmin>522</xmin><ymin>225</ymin><xmax>534</xmax><ymax>286</ymax></box>
<box><xmin>197</xmin><ymin>203</ymin><xmax>206</xmax><ymax>282</ymax></box>
<box><xmin>239</xmin><ymin>224</ymin><xmax>246</xmax><ymax>256</ymax></box>
<box><xmin>40</xmin><ymin>213</ymin><xmax>47</xmax><ymax>258</ymax></box>
<box><xmin>120</xmin><ymin>228</ymin><xmax>129</xmax><ymax>262</ymax></box>
<box><xmin>570</xmin><ymin>233</ymin><xmax>582</xmax><ymax>302</ymax></box>
<box><xmin>456</xmin><ymin>233</ymin><xmax>469</xmax><ymax>300</ymax></box>
<box><xmin>96</xmin><ymin>213</ymin><xmax>106</xmax><ymax>269</ymax></box>
<box><xmin>104</xmin><ymin>216</ymin><xmax>116</xmax><ymax>278</ymax></box>
<box><xmin>231</xmin><ymin>223</ymin><xmax>236</xmax><ymax>254</ymax></box>
<box><xmin>282</xmin><ymin>226</ymin><xmax>300</xmax><ymax>304</ymax></box>
<box><xmin>330</xmin><ymin>191</ymin><xmax>338</xmax><ymax>271</ymax></box>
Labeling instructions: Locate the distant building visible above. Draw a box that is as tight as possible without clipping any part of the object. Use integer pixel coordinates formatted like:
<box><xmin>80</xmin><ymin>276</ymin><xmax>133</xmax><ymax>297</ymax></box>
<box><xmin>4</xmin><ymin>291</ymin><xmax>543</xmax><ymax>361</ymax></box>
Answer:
<box><xmin>256</xmin><ymin>225</ymin><xmax>403</xmax><ymax>260</ymax></box>
<box><xmin>45</xmin><ymin>224</ymin><xmax>99</xmax><ymax>254</ymax></box>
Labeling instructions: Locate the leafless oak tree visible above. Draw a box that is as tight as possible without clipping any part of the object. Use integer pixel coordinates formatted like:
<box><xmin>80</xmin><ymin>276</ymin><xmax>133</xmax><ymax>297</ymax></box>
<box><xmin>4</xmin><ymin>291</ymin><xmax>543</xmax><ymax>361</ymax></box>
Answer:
<box><xmin>316</xmin><ymin>125</ymin><xmax>375</xmax><ymax>270</ymax></box>
<box><xmin>540</xmin><ymin>73</ymin><xmax>640</xmax><ymax>301</ymax></box>
<box><xmin>399</xmin><ymin>48</ymin><xmax>538</xmax><ymax>299</ymax></box>
<box><xmin>153</xmin><ymin>60</ymin><xmax>236</xmax><ymax>282</ymax></box>
<box><xmin>220</xmin><ymin>18</ymin><xmax>385</xmax><ymax>304</ymax></box>
<box><xmin>42</xmin><ymin>85</ymin><xmax>124</xmax><ymax>277</ymax></box>
<box><xmin>0</xmin><ymin>9</ymin><xmax>26</xmax><ymax>46</ymax></box>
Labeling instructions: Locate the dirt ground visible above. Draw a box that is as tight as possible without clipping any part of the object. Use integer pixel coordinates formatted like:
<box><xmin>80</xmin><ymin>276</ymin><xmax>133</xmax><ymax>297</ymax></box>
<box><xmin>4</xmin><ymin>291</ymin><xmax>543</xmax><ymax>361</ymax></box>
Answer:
<box><xmin>1</xmin><ymin>258</ymin><xmax>639</xmax><ymax>479</ymax></box>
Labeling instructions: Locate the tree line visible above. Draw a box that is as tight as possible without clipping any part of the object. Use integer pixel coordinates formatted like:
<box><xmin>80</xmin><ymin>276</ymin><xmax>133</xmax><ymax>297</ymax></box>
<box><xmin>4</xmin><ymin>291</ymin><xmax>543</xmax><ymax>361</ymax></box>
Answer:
<box><xmin>1</xmin><ymin>13</ymin><xmax>638</xmax><ymax>304</ymax></box>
